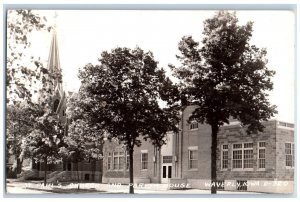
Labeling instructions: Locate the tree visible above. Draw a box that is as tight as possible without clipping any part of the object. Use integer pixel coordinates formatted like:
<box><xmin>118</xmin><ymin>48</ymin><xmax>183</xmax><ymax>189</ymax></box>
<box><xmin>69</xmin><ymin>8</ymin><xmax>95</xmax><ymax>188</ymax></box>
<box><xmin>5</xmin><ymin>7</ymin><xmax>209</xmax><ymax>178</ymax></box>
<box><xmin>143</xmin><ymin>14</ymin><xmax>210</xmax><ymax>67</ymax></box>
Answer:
<box><xmin>6</xmin><ymin>10</ymin><xmax>52</xmax><ymax>176</ymax></box>
<box><xmin>24</xmin><ymin>107</ymin><xmax>64</xmax><ymax>185</ymax></box>
<box><xmin>7</xmin><ymin>9</ymin><xmax>51</xmax><ymax>105</ymax></box>
<box><xmin>59</xmin><ymin>120</ymin><xmax>86</xmax><ymax>190</ymax></box>
<box><xmin>171</xmin><ymin>11</ymin><xmax>277</xmax><ymax>194</ymax></box>
<box><xmin>22</xmin><ymin>60</ymin><xmax>65</xmax><ymax>186</ymax></box>
<box><xmin>78</xmin><ymin>47</ymin><xmax>179</xmax><ymax>194</ymax></box>
<box><xmin>59</xmin><ymin>93</ymin><xmax>103</xmax><ymax>189</ymax></box>
<box><xmin>6</xmin><ymin>104</ymin><xmax>36</xmax><ymax>175</ymax></box>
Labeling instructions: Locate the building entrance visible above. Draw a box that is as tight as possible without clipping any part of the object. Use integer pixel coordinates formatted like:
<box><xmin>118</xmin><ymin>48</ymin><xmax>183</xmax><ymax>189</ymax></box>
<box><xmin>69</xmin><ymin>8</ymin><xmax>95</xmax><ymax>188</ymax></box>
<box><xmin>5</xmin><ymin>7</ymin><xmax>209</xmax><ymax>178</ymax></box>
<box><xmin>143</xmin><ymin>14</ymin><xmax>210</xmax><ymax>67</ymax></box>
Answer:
<box><xmin>161</xmin><ymin>155</ymin><xmax>172</xmax><ymax>183</ymax></box>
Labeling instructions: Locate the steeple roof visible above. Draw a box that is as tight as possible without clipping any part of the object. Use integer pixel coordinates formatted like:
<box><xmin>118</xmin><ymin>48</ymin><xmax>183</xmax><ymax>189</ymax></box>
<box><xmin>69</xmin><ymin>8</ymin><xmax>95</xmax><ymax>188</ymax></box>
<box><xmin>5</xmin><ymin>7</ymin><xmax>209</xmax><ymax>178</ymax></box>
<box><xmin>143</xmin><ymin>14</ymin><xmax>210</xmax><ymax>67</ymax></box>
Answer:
<box><xmin>47</xmin><ymin>29</ymin><xmax>64</xmax><ymax>99</ymax></box>
<box><xmin>47</xmin><ymin>30</ymin><xmax>61</xmax><ymax>72</ymax></box>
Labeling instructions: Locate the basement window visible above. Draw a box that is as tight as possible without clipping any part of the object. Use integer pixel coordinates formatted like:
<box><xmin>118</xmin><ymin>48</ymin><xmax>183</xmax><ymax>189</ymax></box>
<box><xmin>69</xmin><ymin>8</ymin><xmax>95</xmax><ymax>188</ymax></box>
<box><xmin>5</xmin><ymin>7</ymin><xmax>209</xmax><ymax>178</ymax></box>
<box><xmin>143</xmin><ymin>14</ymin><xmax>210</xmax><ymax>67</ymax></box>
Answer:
<box><xmin>237</xmin><ymin>180</ymin><xmax>247</xmax><ymax>191</ymax></box>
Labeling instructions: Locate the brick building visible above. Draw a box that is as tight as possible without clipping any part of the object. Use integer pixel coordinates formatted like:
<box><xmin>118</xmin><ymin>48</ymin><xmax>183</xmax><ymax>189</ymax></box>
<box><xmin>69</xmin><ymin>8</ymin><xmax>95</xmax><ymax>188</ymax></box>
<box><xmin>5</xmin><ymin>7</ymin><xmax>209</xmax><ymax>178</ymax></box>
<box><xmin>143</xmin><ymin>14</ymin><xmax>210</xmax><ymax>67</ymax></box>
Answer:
<box><xmin>11</xmin><ymin>27</ymin><xmax>294</xmax><ymax>193</ymax></box>
<box><xmin>102</xmin><ymin>132</ymin><xmax>173</xmax><ymax>184</ymax></box>
<box><xmin>102</xmin><ymin>105</ymin><xmax>294</xmax><ymax>193</ymax></box>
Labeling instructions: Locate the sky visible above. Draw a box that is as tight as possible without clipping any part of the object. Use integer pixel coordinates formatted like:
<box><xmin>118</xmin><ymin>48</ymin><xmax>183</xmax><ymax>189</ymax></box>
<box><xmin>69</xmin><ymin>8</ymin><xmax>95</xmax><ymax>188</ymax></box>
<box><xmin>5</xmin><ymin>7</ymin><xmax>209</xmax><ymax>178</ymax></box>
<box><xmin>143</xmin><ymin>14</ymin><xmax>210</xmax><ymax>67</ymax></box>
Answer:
<box><xmin>14</xmin><ymin>10</ymin><xmax>295</xmax><ymax>123</ymax></box>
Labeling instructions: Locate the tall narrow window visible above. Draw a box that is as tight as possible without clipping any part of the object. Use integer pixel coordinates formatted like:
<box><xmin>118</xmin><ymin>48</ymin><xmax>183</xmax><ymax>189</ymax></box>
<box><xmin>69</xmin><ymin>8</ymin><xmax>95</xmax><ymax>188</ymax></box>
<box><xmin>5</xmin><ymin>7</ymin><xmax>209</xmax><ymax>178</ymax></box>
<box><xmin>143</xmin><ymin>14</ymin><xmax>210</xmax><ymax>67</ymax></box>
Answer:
<box><xmin>119</xmin><ymin>152</ymin><xmax>125</xmax><ymax>170</ymax></box>
<box><xmin>53</xmin><ymin>99</ymin><xmax>59</xmax><ymax>112</ymax></box>
<box><xmin>112</xmin><ymin>152</ymin><xmax>125</xmax><ymax>170</ymax></box>
<box><xmin>107</xmin><ymin>152</ymin><xmax>112</xmax><ymax>170</ymax></box>
<box><xmin>188</xmin><ymin>149</ymin><xmax>198</xmax><ymax>169</ymax></box>
<box><xmin>292</xmin><ymin>144</ymin><xmax>294</xmax><ymax>167</ymax></box>
<box><xmin>243</xmin><ymin>143</ymin><xmax>253</xmax><ymax>168</ymax></box>
<box><xmin>285</xmin><ymin>143</ymin><xmax>294</xmax><ymax>168</ymax></box>
<box><xmin>258</xmin><ymin>142</ymin><xmax>266</xmax><ymax>169</ymax></box>
<box><xmin>113</xmin><ymin>152</ymin><xmax>120</xmax><ymax>170</ymax></box>
<box><xmin>221</xmin><ymin>144</ymin><xmax>228</xmax><ymax>170</ymax></box>
<box><xmin>141</xmin><ymin>151</ymin><xmax>148</xmax><ymax>170</ymax></box>
<box><xmin>232</xmin><ymin>144</ymin><xmax>243</xmax><ymax>169</ymax></box>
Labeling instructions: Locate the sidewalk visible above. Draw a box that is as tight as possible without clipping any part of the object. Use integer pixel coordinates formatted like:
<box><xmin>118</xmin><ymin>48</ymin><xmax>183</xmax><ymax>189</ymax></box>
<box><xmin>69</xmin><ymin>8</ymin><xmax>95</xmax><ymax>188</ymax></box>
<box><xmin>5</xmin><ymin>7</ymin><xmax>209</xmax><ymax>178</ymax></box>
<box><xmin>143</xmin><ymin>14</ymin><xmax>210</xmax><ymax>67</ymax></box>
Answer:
<box><xmin>6</xmin><ymin>181</ymin><xmax>261</xmax><ymax>195</ymax></box>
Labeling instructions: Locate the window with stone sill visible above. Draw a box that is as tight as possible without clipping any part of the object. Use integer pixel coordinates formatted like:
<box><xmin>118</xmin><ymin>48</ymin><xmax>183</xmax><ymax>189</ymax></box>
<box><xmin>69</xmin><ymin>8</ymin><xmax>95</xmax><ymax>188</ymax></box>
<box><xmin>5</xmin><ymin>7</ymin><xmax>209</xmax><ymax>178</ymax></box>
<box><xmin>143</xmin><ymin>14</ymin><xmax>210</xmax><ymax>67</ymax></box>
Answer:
<box><xmin>141</xmin><ymin>151</ymin><xmax>148</xmax><ymax>170</ymax></box>
<box><xmin>221</xmin><ymin>144</ymin><xmax>229</xmax><ymax>170</ymax></box>
<box><xmin>285</xmin><ymin>143</ymin><xmax>294</xmax><ymax>168</ymax></box>
<box><xmin>258</xmin><ymin>142</ymin><xmax>266</xmax><ymax>169</ymax></box>
<box><xmin>232</xmin><ymin>143</ymin><xmax>254</xmax><ymax>170</ymax></box>
<box><xmin>188</xmin><ymin>149</ymin><xmax>198</xmax><ymax>169</ymax></box>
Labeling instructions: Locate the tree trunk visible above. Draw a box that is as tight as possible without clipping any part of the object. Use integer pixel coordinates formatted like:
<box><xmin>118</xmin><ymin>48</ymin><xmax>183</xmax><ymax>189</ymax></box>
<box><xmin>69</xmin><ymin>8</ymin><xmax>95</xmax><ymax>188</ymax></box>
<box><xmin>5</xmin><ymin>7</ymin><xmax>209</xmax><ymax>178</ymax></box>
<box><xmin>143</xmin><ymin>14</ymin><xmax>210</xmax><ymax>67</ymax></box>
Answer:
<box><xmin>43</xmin><ymin>157</ymin><xmax>47</xmax><ymax>186</ymax></box>
<box><xmin>19</xmin><ymin>158</ymin><xmax>23</xmax><ymax>174</ymax></box>
<box><xmin>158</xmin><ymin>148</ymin><xmax>161</xmax><ymax>182</ymax></box>
<box><xmin>211</xmin><ymin>124</ymin><xmax>219</xmax><ymax>194</ymax></box>
<box><xmin>129</xmin><ymin>147</ymin><xmax>134</xmax><ymax>194</ymax></box>
<box><xmin>16</xmin><ymin>157</ymin><xmax>21</xmax><ymax>174</ymax></box>
<box><xmin>77</xmin><ymin>162</ymin><xmax>80</xmax><ymax>190</ymax></box>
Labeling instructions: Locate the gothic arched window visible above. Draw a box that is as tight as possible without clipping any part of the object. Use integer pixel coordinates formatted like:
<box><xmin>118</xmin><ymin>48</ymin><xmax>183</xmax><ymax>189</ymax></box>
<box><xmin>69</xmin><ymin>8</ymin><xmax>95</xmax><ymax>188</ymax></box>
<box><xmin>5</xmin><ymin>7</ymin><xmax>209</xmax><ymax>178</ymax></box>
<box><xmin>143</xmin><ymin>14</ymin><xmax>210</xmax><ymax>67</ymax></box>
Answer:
<box><xmin>53</xmin><ymin>99</ymin><xmax>59</xmax><ymax>112</ymax></box>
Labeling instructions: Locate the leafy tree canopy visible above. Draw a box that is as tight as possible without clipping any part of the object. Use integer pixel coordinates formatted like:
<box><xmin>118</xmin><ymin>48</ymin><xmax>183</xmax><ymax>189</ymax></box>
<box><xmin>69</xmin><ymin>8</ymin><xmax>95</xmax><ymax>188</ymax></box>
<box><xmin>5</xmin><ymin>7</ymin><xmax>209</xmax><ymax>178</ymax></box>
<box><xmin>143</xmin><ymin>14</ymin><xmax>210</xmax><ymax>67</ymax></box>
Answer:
<box><xmin>78</xmin><ymin>47</ymin><xmax>179</xmax><ymax>149</ymax></box>
<box><xmin>7</xmin><ymin>9</ymin><xmax>52</xmax><ymax>105</ymax></box>
<box><xmin>171</xmin><ymin>11</ymin><xmax>277</xmax><ymax>133</ymax></box>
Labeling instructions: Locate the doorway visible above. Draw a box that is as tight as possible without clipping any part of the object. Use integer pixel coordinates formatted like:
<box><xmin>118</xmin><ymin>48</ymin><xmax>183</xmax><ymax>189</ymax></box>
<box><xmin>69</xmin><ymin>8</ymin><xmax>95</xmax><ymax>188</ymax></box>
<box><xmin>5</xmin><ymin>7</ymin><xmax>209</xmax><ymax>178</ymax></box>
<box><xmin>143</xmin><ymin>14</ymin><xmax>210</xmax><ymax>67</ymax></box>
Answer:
<box><xmin>161</xmin><ymin>163</ymin><xmax>172</xmax><ymax>183</ymax></box>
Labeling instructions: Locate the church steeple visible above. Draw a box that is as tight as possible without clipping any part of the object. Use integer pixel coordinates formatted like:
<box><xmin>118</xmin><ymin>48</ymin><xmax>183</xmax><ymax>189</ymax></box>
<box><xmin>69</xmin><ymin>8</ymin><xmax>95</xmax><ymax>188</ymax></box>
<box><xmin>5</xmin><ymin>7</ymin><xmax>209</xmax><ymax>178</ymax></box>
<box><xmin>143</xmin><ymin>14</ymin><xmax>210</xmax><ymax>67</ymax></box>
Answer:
<box><xmin>47</xmin><ymin>30</ymin><xmax>61</xmax><ymax>73</ymax></box>
<box><xmin>47</xmin><ymin>29</ymin><xmax>63</xmax><ymax>100</ymax></box>
<box><xmin>46</xmin><ymin>16</ymin><xmax>65</xmax><ymax>115</ymax></box>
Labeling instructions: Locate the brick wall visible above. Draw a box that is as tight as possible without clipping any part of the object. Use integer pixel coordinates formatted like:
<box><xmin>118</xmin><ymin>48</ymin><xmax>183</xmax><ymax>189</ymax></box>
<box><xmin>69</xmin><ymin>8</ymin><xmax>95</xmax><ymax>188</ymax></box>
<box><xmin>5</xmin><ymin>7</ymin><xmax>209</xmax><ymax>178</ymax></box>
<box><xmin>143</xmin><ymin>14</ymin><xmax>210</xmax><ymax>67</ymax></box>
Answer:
<box><xmin>275</xmin><ymin>127</ymin><xmax>294</xmax><ymax>180</ymax></box>
<box><xmin>178</xmin><ymin>106</ymin><xmax>212</xmax><ymax>180</ymax></box>
<box><xmin>217</xmin><ymin>120</ymin><xmax>294</xmax><ymax>182</ymax></box>
<box><xmin>102</xmin><ymin>138</ymin><xmax>160</xmax><ymax>183</ymax></box>
<box><xmin>178</xmin><ymin>106</ymin><xmax>294</xmax><ymax>184</ymax></box>
<box><xmin>101</xmin><ymin>104</ymin><xmax>294</xmax><ymax>189</ymax></box>
<box><xmin>217</xmin><ymin>121</ymin><xmax>277</xmax><ymax>180</ymax></box>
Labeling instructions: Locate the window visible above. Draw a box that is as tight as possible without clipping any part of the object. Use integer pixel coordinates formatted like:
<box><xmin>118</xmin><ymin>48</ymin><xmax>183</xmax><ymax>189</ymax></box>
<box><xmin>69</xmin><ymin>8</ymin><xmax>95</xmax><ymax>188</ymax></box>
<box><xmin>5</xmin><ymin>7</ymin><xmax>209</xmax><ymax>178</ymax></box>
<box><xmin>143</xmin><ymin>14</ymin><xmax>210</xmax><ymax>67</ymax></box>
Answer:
<box><xmin>216</xmin><ymin>180</ymin><xmax>225</xmax><ymax>190</ymax></box>
<box><xmin>113</xmin><ymin>152</ymin><xmax>124</xmax><ymax>170</ymax></box>
<box><xmin>258</xmin><ymin>142</ymin><xmax>266</xmax><ymax>169</ymax></box>
<box><xmin>119</xmin><ymin>152</ymin><xmax>125</xmax><ymax>169</ymax></box>
<box><xmin>232</xmin><ymin>143</ymin><xmax>253</xmax><ymax>170</ymax></box>
<box><xmin>113</xmin><ymin>152</ymin><xmax>119</xmax><ymax>170</ymax></box>
<box><xmin>163</xmin><ymin>156</ymin><xmax>173</xmax><ymax>163</ymax></box>
<box><xmin>243</xmin><ymin>143</ymin><xmax>253</xmax><ymax>168</ymax></box>
<box><xmin>237</xmin><ymin>180</ymin><xmax>247</xmax><ymax>191</ymax></box>
<box><xmin>232</xmin><ymin>144</ymin><xmax>243</xmax><ymax>169</ymax></box>
<box><xmin>292</xmin><ymin>144</ymin><xmax>295</xmax><ymax>167</ymax></box>
<box><xmin>190</xmin><ymin>120</ymin><xmax>198</xmax><ymax>130</ymax></box>
<box><xmin>190</xmin><ymin>121</ymin><xmax>199</xmax><ymax>130</ymax></box>
<box><xmin>53</xmin><ymin>99</ymin><xmax>59</xmax><ymax>112</ymax></box>
<box><xmin>107</xmin><ymin>152</ymin><xmax>112</xmax><ymax>170</ymax></box>
<box><xmin>285</xmin><ymin>143</ymin><xmax>294</xmax><ymax>168</ymax></box>
<box><xmin>188</xmin><ymin>149</ymin><xmax>198</xmax><ymax>169</ymax></box>
<box><xmin>189</xmin><ymin>114</ymin><xmax>199</xmax><ymax>130</ymax></box>
<box><xmin>221</xmin><ymin>145</ymin><xmax>229</xmax><ymax>170</ymax></box>
<box><xmin>141</xmin><ymin>151</ymin><xmax>148</xmax><ymax>170</ymax></box>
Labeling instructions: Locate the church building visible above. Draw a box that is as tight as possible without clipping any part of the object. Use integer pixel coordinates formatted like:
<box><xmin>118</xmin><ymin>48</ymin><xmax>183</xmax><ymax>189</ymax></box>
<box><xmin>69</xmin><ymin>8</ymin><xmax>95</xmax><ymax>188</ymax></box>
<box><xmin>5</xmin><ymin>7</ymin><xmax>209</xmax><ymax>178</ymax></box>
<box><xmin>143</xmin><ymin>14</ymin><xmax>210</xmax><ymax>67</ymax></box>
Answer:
<box><xmin>19</xmin><ymin>29</ymin><xmax>103</xmax><ymax>183</ymax></box>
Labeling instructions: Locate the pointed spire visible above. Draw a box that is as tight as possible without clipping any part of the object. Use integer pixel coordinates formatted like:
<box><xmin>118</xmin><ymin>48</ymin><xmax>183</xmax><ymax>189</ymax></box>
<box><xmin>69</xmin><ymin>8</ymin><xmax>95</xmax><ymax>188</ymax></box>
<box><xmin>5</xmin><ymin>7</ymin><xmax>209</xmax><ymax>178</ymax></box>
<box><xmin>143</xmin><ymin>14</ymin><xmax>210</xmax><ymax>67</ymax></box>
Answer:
<box><xmin>47</xmin><ymin>11</ymin><xmax>64</xmax><ymax>96</ymax></box>
<box><xmin>47</xmin><ymin>30</ymin><xmax>61</xmax><ymax>72</ymax></box>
